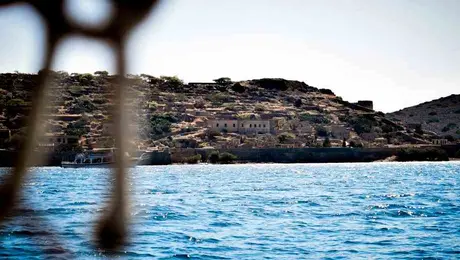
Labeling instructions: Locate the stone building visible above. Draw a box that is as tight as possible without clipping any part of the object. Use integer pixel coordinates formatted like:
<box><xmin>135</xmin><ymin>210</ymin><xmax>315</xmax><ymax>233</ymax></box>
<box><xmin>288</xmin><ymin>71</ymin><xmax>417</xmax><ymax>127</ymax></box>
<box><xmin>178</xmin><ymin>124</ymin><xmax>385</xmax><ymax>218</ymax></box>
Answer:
<box><xmin>208</xmin><ymin>119</ymin><xmax>272</xmax><ymax>134</ymax></box>
<box><xmin>432</xmin><ymin>138</ymin><xmax>448</xmax><ymax>145</ymax></box>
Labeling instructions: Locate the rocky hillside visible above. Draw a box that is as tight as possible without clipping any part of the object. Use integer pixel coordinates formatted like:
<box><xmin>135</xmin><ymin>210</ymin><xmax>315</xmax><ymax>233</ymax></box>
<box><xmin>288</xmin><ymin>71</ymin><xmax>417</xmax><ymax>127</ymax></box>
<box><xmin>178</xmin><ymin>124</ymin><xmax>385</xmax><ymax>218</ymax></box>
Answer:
<box><xmin>0</xmin><ymin>71</ymin><xmax>435</xmax><ymax>150</ymax></box>
<box><xmin>386</xmin><ymin>95</ymin><xmax>460</xmax><ymax>139</ymax></box>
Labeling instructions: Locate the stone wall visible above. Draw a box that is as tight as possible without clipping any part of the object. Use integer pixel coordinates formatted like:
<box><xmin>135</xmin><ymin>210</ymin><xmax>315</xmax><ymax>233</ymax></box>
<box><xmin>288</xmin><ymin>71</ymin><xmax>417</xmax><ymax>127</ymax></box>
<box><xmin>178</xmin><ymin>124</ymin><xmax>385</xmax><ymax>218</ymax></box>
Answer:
<box><xmin>195</xmin><ymin>147</ymin><xmax>401</xmax><ymax>163</ymax></box>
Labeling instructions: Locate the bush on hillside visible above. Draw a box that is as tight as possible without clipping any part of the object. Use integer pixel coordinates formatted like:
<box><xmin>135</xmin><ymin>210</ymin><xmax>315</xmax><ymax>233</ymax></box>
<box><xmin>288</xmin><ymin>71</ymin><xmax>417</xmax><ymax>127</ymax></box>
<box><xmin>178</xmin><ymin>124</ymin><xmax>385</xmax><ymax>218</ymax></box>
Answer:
<box><xmin>319</xmin><ymin>88</ymin><xmax>335</xmax><ymax>95</ymax></box>
<box><xmin>299</xmin><ymin>113</ymin><xmax>330</xmax><ymax>124</ymax></box>
<box><xmin>323</xmin><ymin>137</ymin><xmax>331</xmax><ymax>147</ymax></box>
<box><xmin>94</xmin><ymin>71</ymin><xmax>109</xmax><ymax>77</ymax></box>
<box><xmin>65</xmin><ymin>117</ymin><xmax>90</xmax><ymax>137</ymax></box>
<box><xmin>219</xmin><ymin>152</ymin><xmax>237</xmax><ymax>164</ymax></box>
<box><xmin>149</xmin><ymin>113</ymin><xmax>178</xmax><ymax>136</ymax></box>
<box><xmin>231</xmin><ymin>83</ymin><xmax>245</xmax><ymax>93</ymax></box>
<box><xmin>315</xmin><ymin>126</ymin><xmax>329</xmax><ymax>137</ymax></box>
<box><xmin>68</xmin><ymin>96</ymin><xmax>96</xmax><ymax>114</ymax></box>
<box><xmin>185</xmin><ymin>154</ymin><xmax>202</xmax><ymax>164</ymax></box>
<box><xmin>208</xmin><ymin>151</ymin><xmax>220</xmax><ymax>164</ymax></box>
<box><xmin>213</xmin><ymin>77</ymin><xmax>232</xmax><ymax>85</ymax></box>
<box><xmin>455</xmin><ymin>149</ymin><xmax>460</xmax><ymax>158</ymax></box>
<box><xmin>159</xmin><ymin>76</ymin><xmax>183</xmax><ymax>88</ymax></box>
<box><xmin>208</xmin><ymin>93</ymin><xmax>230</xmax><ymax>105</ymax></box>
<box><xmin>6</xmin><ymin>98</ymin><xmax>27</xmax><ymax>107</ymax></box>
<box><xmin>278</xmin><ymin>132</ymin><xmax>296</xmax><ymax>143</ymax></box>
<box><xmin>442</xmin><ymin>123</ymin><xmax>457</xmax><ymax>132</ymax></box>
<box><xmin>396</xmin><ymin>147</ymin><xmax>448</xmax><ymax>162</ymax></box>
<box><xmin>294</xmin><ymin>98</ymin><xmax>302</xmax><ymax>108</ymax></box>
<box><xmin>255</xmin><ymin>104</ymin><xmax>265</xmax><ymax>112</ymax></box>
<box><xmin>427</xmin><ymin>118</ymin><xmax>440</xmax><ymax>124</ymax></box>
<box><xmin>349</xmin><ymin>116</ymin><xmax>374</xmax><ymax>134</ymax></box>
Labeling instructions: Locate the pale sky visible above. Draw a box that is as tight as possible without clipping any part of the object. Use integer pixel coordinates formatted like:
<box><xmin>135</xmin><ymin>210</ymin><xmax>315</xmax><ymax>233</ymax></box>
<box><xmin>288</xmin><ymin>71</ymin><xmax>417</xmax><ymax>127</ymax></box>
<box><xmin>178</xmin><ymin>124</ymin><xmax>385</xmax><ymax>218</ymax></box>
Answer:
<box><xmin>0</xmin><ymin>0</ymin><xmax>459</xmax><ymax>112</ymax></box>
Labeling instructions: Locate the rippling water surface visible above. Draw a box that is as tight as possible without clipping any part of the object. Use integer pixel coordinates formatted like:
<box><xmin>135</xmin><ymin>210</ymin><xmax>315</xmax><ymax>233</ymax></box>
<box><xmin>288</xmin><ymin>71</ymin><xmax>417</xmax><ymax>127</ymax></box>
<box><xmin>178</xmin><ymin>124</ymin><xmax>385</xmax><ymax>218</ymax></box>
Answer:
<box><xmin>0</xmin><ymin>162</ymin><xmax>459</xmax><ymax>259</ymax></box>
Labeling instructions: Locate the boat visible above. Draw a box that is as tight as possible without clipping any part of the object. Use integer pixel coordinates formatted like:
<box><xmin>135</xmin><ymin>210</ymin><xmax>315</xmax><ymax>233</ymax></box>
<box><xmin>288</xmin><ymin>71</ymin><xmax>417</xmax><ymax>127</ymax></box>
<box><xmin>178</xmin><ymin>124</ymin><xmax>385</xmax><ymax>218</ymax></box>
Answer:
<box><xmin>61</xmin><ymin>149</ymin><xmax>137</xmax><ymax>168</ymax></box>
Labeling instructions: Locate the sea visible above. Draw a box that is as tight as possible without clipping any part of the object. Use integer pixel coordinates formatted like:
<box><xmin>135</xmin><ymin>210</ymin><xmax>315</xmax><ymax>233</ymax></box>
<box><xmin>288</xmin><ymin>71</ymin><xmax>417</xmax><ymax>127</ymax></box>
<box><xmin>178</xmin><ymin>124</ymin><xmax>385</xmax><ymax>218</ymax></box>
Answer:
<box><xmin>0</xmin><ymin>162</ymin><xmax>459</xmax><ymax>259</ymax></box>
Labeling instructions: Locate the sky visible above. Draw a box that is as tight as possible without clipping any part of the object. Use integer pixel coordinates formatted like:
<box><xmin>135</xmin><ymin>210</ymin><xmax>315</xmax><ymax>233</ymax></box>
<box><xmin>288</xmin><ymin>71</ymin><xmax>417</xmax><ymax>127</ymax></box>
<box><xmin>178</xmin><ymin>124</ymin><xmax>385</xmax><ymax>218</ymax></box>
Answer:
<box><xmin>0</xmin><ymin>0</ymin><xmax>459</xmax><ymax>112</ymax></box>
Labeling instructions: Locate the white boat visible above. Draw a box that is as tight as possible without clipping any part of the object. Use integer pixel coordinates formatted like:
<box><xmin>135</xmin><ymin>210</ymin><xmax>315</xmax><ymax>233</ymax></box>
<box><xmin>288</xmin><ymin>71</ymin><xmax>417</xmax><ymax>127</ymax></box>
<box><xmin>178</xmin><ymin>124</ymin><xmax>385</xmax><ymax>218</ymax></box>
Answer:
<box><xmin>61</xmin><ymin>151</ymin><xmax>115</xmax><ymax>168</ymax></box>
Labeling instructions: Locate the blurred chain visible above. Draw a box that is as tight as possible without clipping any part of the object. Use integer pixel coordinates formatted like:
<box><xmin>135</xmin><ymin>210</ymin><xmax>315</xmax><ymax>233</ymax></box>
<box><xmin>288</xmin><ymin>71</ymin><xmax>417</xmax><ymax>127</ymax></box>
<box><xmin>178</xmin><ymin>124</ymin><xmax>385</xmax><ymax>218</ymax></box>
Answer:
<box><xmin>0</xmin><ymin>0</ymin><xmax>160</xmax><ymax>251</ymax></box>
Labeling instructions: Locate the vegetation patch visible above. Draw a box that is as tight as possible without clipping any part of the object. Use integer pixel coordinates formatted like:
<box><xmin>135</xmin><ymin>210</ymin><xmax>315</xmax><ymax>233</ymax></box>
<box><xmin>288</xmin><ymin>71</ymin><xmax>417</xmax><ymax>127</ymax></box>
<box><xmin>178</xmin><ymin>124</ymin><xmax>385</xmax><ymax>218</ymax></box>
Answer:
<box><xmin>396</xmin><ymin>147</ymin><xmax>448</xmax><ymax>162</ymax></box>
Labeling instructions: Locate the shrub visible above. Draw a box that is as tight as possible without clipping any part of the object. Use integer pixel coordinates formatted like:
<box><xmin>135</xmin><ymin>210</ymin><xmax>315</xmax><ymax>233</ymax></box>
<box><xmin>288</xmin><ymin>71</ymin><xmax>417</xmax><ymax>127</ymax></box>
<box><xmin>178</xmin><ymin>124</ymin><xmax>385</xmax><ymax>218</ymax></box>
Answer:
<box><xmin>316</xmin><ymin>126</ymin><xmax>329</xmax><ymax>137</ymax></box>
<box><xmin>185</xmin><ymin>154</ymin><xmax>201</xmax><ymax>164</ymax></box>
<box><xmin>444</xmin><ymin>135</ymin><xmax>455</xmax><ymax>142</ymax></box>
<box><xmin>213</xmin><ymin>77</ymin><xmax>232</xmax><ymax>85</ymax></box>
<box><xmin>6</xmin><ymin>98</ymin><xmax>27</xmax><ymax>107</ymax></box>
<box><xmin>68</xmin><ymin>96</ymin><xmax>96</xmax><ymax>114</ymax></box>
<box><xmin>94</xmin><ymin>71</ymin><xmax>109</xmax><ymax>77</ymax></box>
<box><xmin>194</xmin><ymin>99</ymin><xmax>206</xmax><ymax>108</ymax></box>
<box><xmin>255</xmin><ymin>104</ymin><xmax>265</xmax><ymax>112</ymax></box>
<box><xmin>159</xmin><ymin>75</ymin><xmax>183</xmax><ymax>88</ymax></box>
<box><xmin>442</xmin><ymin>123</ymin><xmax>457</xmax><ymax>132</ymax></box>
<box><xmin>349</xmin><ymin>140</ymin><xmax>363</xmax><ymax>148</ymax></box>
<box><xmin>219</xmin><ymin>152</ymin><xmax>237</xmax><ymax>164</ymax></box>
<box><xmin>65</xmin><ymin>117</ymin><xmax>90</xmax><ymax>137</ymax></box>
<box><xmin>299</xmin><ymin>113</ymin><xmax>330</xmax><ymax>124</ymax></box>
<box><xmin>455</xmin><ymin>149</ymin><xmax>460</xmax><ymax>158</ymax></box>
<box><xmin>147</xmin><ymin>101</ymin><xmax>158</xmax><ymax>110</ymax></box>
<box><xmin>231</xmin><ymin>83</ymin><xmax>245</xmax><ymax>93</ymax></box>
<box><xmin>349</xmin><ymin>116</ymin><xmax>374</xmax><ymax>134</ymax></box>
<box><xmin>278</xmin><ymin>132</ymin><xmax>296</xmax><ymax>143</ymax></box>
<box><xmin>208</xmin><ymin>93</ymin><xmax>230</xmax><ymax>105</ymax></box>
<box><xmin>149</xmin><ymin>114</ymin><xmax>178</xmax><ymax>136</ymax></box>
<box><xmin>208</xmin><ymin>130</ymin><xmax>222</xmax><ymax>140</ymax></box>
<box><xmin>69</xmin><ymin>85</ymin><xmax>84</xmax><ymax>96</ymax></box>
<box><xmin>323</xmin><ymin>137</ymin><xmax>331</xmax><ymax>147</ymax></box>
<box><xmin>224</xmin><ymin>103</ymin><xmax>237</xmax><ymax>111</ymax></box>
<box><xmin>208</xmin><ymin>151</ymin><xmax>220</xmax><ymax>164</ymax></box>
<box><xmin>319</xmin><ymin>88</ymin><xmax>335</xmax><ymax>95</ymax></box>
<box><xmin>396</xmin><ymin>147</ymin><xmax>449</xmax><ymax>162</ymax></box>
<box><xmin>427</xmin><ymin>118</ymin><xmax>440</xmax><ymax>123</ymax></box>
<box><xmin>78</xmin><ymin>73</ymin><xmax>94</xmax><ymax>85</ymax></box>
<box><xmin>294</xmin><ymin>98</ymin><xmax>302</xmax><ymax>108</ymax></box>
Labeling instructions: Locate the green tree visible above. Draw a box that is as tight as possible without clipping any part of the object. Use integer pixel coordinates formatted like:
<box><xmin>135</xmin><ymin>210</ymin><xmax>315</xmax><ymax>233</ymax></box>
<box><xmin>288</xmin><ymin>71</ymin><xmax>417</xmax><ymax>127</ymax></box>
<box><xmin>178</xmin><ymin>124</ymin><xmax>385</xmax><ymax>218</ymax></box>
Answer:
<box><xmin>323</xmin><ymin>137</ymin><xmax>331</xmax><ymax>147</ymax></box>
<box><xmin>208</xmin><ymin>151</ymin><xmax>220</xmax><ymax>164</ymax></box>
<box><xmin>160</xmin><ymin>76</ymin><xmax>183</xmax><ymax>88</ymax></box>
<box><xmin>455</xmin><ymin>149</ymin><xmax>460</xmax><ymax>158</ymax></box>
<box><xmin>219</xmin><ymin>152</ymin><xmax>237</xmax><ymax>164</ymax></box>
<box><xmin>213</xmin><ymin>77</ymin><xmax>232</xmax><ymax>85</ymax></box>
<box><xmin>316</xmin><ymin>126</ymin><xmax>329</xmax><ymax>137</ymax></box>
<box><xmin>277</xmin><ymin>132</ymin><xmax>295</xmax><ymax>143</ymax></box>
<box><xmin>94</xmin><ymin>71</ymin><xmax>109</xmax><ymax>77</ymax></box>
<box><xmin>294</xmin><ymin>98</ymin><xmax>302</xmax><ymax>108</ymax></box>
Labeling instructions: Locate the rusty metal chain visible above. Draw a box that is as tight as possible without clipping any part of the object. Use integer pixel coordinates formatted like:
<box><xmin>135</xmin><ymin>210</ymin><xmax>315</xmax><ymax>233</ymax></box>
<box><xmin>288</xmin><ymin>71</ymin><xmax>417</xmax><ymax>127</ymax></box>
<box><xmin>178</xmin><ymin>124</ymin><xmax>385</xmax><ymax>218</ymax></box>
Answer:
<box><xmin>0</xmin><ymin>0</ymin><xmax>160</xmax><ymax>251</ymax></box>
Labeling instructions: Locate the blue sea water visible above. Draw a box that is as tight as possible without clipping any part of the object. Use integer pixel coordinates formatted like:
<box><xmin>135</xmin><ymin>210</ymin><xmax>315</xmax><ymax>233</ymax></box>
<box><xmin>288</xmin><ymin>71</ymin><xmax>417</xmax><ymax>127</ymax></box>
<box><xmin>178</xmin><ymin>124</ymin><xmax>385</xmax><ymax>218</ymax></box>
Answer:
<box><xmin>0</xmin><ymin>162</ymin><xmax>459</xmax><ymax>259</ymax></box>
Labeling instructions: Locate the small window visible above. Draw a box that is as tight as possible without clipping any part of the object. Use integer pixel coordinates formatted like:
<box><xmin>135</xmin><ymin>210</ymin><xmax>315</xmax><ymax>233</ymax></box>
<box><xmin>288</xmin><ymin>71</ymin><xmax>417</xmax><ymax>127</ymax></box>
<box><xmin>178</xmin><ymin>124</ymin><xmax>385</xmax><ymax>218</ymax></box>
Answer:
<box><xmin>250</xmin><ymin>124</ymin><xmax>252</xmax><ymax>127</ymax></box>
<box><xmin>224</xmin><ymin>123</ymin><xmax>227</xmax><ymax>127</ymax></box>
<box><xmin>259</xmin><ymin>124</ymin><xmax>261</xmax><ymax>127</ymax></box>
<box><xmin>57</xmin><ymin>138</ymin><xmax>61</xmax><ymax>143</ymax></box>
<box><xmin>241</xmin><ymin>124</ymin><xmax>244</xmax><ymax>127</ymax></box>
<box><xmin>216</xmin><ymin>123</ymin><xmax>219</xmax><ymax>127</ymax></box>
<box><xmin>233</xmin><ymin>124</ymin><xmax>236</xmax><ymax>127</ymax></box>
<box><xmin>263</xmin><ymin>124</ymin><xmax>266</xmax><ymax>128</ymax></box>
